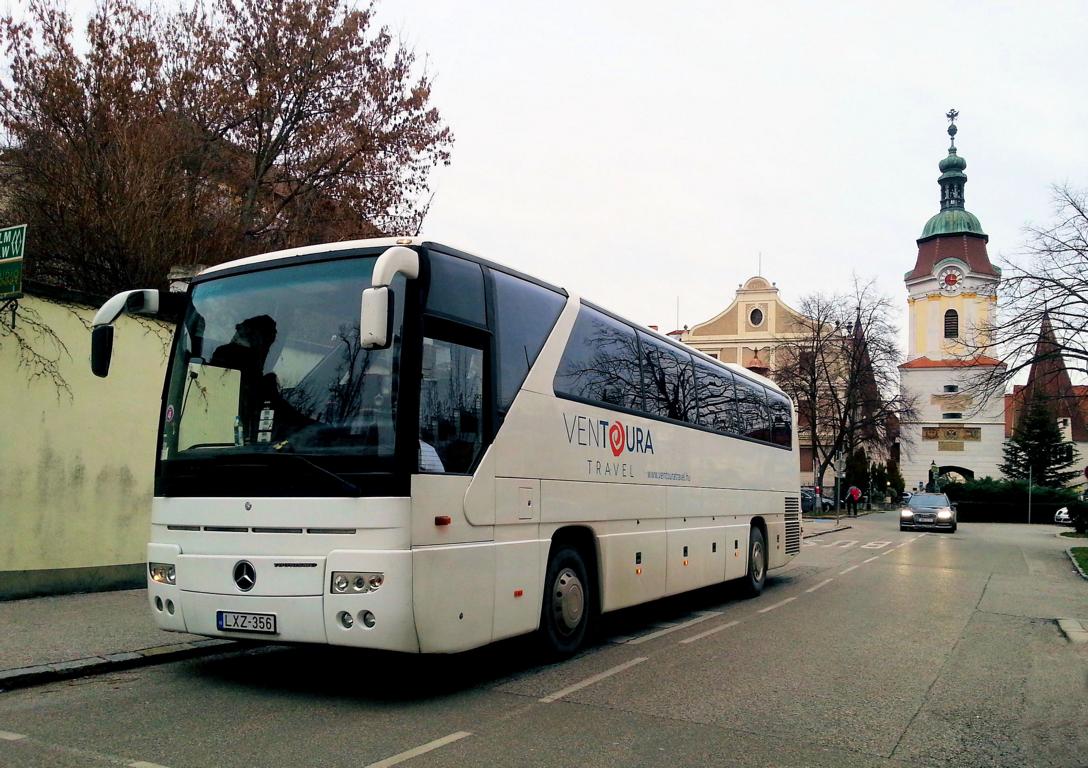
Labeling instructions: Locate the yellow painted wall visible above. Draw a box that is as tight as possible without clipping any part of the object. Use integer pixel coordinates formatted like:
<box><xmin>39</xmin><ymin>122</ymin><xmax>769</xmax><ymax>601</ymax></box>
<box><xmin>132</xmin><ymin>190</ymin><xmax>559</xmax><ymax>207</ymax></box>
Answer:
<box><xmin>0</xmin><ymin>294</ymin><xmax>168</xmax><ymax>577</ymax></box>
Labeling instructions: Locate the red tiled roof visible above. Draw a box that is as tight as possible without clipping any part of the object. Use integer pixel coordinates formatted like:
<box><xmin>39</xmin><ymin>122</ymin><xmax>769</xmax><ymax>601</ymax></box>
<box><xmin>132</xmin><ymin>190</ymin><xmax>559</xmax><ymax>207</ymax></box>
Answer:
<box><xmin>906</xmin><ymin>234</ymin><xmax>998</xmax><ymax>281</ymax></box>
<box><xmin>899</xmin><ymin>355</ymin><xmax>1004</xmax><ymax>370</ymax></box>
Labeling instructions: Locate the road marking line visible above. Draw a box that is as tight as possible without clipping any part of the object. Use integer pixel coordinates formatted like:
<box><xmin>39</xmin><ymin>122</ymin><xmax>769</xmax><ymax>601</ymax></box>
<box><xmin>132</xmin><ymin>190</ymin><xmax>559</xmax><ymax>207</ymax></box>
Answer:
<box><xmin>538</xmin><ymin>657</ymin><xmax>648</xmax><ymax>703</ymax></box>
<box><xmin>805</xmin><ymin>578</ymin><xmax>834</xmax><ymax>593</ymax></box>
<box><xmin>881</xmin><ymin>549</ymin><xmax>895</xmax><ymax>555</ymax></box>
<box><xmin>0</xmin><ymin>731</ymin><xmax>27</xmax><ymax>741</ymax></box>
<box><xmin>863</xmin><ymin>556</ymin><xmax>879</xmax><ymax>563</ymax></box>
<box><xmin>679</xmin><ymin>619</ymin><xmax>741</xmax><ymax>644</ymax></box>
<box><xmin>757</xmin><ymin>596</ymin><xmax>797</xmax><ymax>614</ymax></box>
<box><xmin>627</xmin><ymin>612</ymin><xmax>722</xmax><ymax>645</ymax></box>
<box><xmin>364</xmin><ymin>731</ymin><xmax>473</xmax><ymax>768</ymax></box>
<box><xmin>130</xmin><ymin>762</ymin><xmax>172</xmax><ymax>768</ymax></box>
<box><xmin>861</xmin><ymin>540</ymin><xmax>891</xmax><ymax>549</ymax></box>
<box><xmin>840</xmin><ymin>565</ymin><xmax>859</xmax><ymax>574</ymax></box>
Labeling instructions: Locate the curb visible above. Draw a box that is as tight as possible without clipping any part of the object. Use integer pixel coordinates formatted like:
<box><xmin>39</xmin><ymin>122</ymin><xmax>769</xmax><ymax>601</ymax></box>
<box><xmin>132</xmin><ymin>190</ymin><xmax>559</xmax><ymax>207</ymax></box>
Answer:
<box><xmin>803</xmin><ymin>525</ymin><xmax>852</xmax><ymax>539</ymax></box>
<box><xmin>1056</xmin><ymin>617</ymin><xmax>1088</xmax><ymax>644</ymax></box>
<box><xmin>0</xmin><ymin>638</ymin><xmax>239</xmax><ymax>693</ymax></box>
<box><xmin>1067</xmin><ymin>547</ymin><xmax>1088</xmax><ymax>582</ymax></box>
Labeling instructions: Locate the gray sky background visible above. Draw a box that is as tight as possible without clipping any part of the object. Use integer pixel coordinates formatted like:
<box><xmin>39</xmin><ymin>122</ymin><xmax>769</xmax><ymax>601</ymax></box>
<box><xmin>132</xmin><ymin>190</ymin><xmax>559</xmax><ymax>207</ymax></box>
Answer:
<box><xmin>27</xmin><ymin>0</ymin><xmax>1088</xmax><ymax>339</ymax></box>
<box><xmin>373</xmin><ymin>0</ymin><xmax>1088</xmax><ymax>338</ymax></box>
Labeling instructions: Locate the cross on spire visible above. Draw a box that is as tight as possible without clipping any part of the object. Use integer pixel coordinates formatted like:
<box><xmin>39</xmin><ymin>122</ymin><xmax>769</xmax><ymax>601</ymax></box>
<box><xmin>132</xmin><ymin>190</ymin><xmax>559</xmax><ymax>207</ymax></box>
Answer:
<box><xmin>946</xmin><ymin>108</ymin><xmax>959</xmax><ymax>147</ymax></box>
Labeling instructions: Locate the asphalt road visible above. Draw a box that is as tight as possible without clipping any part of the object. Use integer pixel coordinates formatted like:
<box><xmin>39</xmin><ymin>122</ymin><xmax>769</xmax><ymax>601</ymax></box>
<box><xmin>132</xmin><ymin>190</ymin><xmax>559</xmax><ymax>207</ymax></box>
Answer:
<box><xmin>2</xmin><ymin>512</ymin><xmax>1086</xmax><ymax>768</ymax></box>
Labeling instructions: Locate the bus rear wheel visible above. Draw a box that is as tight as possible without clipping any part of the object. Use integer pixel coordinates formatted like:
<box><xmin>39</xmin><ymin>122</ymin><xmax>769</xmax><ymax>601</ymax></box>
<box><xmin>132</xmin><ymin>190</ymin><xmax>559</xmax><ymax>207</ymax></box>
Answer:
<box><xmin>741</xmin><ymin>526</ymin><xmax>766</xmax><ymax>597</ymax></box>
<box><xmin>539</xmin><ymin>547</ymin><xmax>592</xmax><ymax>656</ymax></box>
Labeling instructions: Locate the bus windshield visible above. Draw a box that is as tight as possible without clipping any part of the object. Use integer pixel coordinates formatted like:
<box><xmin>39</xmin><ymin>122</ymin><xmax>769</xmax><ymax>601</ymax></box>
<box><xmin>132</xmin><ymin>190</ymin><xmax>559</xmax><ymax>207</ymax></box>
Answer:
<box><xmin>158</xmin><ymin>255</ymin><xmax>405</xmax><ymax>495</ymax></box>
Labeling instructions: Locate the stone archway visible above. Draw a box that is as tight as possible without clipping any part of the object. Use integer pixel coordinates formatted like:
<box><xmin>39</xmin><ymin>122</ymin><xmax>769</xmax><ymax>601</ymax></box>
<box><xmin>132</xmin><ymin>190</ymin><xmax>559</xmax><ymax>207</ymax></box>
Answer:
<box><xmin>938</xmin><ymin>465</ymin><xmax>974</xmax><ymax>484</ymax></box>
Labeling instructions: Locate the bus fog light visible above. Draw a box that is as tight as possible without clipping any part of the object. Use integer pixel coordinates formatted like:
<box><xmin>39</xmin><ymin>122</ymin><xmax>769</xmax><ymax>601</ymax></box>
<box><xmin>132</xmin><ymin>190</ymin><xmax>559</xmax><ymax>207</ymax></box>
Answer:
<box><xmin>339</xmin><ymin>611</ymin><xmax>354</xmax><ymax>629</ymax></box>
<box><xmin>330</xmin><ymin>571</ymin><xmax>385</xmax><ymax>594</ymax></box>
<box><xmin>166</xmin><ymin>600</ymin><xmax>175</xmax><ymax>615</ymax></box>
<box><xmin>155</xmin><ymin>596</ymin><xmax>163</xmax><ymax>612</ymax></box>
<box><xmin>149</xmin><ymin>562</ymin><xmax>176</xmax><ymax>585</ymax></box>
<box><xmin>360</xmin><ymin>610</ymin><xmax>376</xmax><ymax>629</ymax></box>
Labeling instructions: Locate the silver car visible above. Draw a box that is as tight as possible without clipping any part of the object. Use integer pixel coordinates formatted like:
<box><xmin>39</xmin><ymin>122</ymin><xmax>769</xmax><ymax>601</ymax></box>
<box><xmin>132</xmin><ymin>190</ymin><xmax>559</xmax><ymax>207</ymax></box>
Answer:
<box><xmin>1054</xmin><ymin>507</ymin><xmax>1072</xmax><ymax>525</ymax></box>
<box><xmin>900</xmin><ymin>492</ymin><xmax>957</xmax><ymax>533</ymax></box>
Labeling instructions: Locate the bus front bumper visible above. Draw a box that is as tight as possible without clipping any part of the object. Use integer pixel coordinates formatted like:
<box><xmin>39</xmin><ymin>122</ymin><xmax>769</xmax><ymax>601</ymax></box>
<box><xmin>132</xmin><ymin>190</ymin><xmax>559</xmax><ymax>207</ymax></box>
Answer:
<box><xmin>147</xmin><ymin>545</ymin><xmax>420</xmax><ymax>653</ymax></box>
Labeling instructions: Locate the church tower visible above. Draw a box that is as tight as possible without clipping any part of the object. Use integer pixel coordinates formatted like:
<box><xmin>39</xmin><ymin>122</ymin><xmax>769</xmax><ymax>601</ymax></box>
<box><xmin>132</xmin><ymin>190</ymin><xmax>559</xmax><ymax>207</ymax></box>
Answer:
<box><xmin>898</xmin><ymin>111</ymin><xmax>1007</xmax><ymax>489</ymax></box>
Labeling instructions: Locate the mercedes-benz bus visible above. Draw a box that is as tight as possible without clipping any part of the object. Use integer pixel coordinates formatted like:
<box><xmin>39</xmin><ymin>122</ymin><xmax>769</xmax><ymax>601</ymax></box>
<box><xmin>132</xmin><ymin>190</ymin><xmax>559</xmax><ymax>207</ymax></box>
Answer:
<box><xmin>90</xmin><ymin>238</ymin><xmax>800</xmax><ymax>655</ymax></box>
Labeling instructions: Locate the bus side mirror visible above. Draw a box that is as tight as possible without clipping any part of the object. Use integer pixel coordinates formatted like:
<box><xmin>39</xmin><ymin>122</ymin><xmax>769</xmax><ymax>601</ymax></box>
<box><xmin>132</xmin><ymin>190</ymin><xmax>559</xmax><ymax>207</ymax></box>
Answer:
<box><xmin>360</xmin><ymin>286</ymin><xmax>393</xmax><ymax>349</ymax></box>
<box><xmin>90</xmin><ymin>288</ymin><xmax>183</xmax><ymax>377</ymax></box>
<box><xmin>90</xmin><ymin>325</ymin><xmax>115</xmax><ymax>378</ymax></box>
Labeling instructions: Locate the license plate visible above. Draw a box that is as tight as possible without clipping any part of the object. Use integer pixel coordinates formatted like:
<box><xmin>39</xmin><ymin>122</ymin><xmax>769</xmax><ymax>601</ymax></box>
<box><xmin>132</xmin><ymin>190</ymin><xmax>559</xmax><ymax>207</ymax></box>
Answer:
<box><xmin>216</xmin><ymin>611</ymin><xmax>277</xmax><ymax>634</ymax></box>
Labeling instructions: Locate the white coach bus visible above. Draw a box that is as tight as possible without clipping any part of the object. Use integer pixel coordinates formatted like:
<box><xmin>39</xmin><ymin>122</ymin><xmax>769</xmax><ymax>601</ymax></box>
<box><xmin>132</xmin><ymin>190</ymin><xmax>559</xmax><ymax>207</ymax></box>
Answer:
<box><xmin>90</xmin><ymin>239</ymin><xmax>801</xmax><ymax>655</ymax></box>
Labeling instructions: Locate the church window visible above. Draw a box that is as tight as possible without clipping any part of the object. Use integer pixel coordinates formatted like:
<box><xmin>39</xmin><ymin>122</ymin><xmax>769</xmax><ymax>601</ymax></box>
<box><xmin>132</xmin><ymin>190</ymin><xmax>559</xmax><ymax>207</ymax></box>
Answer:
<box><xmin>942</xmin><ymin>412</ymin><xmax>962</xmax><ymax>419</ymax></box>
<box><xmin>943</xmin><ymin>384</ymin><xmax>959</xmax><ymax>393</ymax></box>
<box><xmin>749</xmin><ymin>308</ymin><xmax>764</xmax><ymax>327</ymax></box>
<box><xmin>943</xmin><ymin>309</ymin><xmax>959</xmax><ymax>338</ymax></box>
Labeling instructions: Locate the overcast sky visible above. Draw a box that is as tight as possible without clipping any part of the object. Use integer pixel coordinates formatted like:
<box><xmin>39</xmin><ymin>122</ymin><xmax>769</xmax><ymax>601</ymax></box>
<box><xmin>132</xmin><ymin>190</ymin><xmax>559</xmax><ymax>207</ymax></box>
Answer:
<box><xmin>27</xmin><ymin>0</ymin><xmax>1088</xmax><ymax>337</ymax></box>
<box><xmin>370</xmin><ymin>0</ymin><xmax>1088</xmax><ymax>336</ymax></box>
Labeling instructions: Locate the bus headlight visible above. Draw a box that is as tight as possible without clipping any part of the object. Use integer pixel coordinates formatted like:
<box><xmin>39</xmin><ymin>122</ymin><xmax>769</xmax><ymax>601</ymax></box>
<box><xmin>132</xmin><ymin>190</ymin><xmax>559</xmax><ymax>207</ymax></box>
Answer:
<box><xmin>149</xmin><ymin>562</ymin><xmax>176</xmax><ymax>585</ymax></box>
<box><xmin>330</xmin><ymin>571</ymin><xmax>384</xmax><ymax>594</ymax></box>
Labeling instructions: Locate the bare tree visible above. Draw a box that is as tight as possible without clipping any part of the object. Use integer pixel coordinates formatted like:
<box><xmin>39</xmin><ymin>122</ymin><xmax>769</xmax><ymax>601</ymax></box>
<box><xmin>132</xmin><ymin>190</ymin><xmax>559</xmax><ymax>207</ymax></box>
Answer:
<box><xmin>0</xmin><ymin>0</ymin><xmax>453</xmax><ymax>298</ymax></box>
<box><xmin>773</xmin><ymin>278</ymin><xmax>917</xmax><ymax>491</ymax></box>
<box><xmin>961</xmin><ymin>184</ymin><xmax>1088</xmax><ymax>404</ymax></box>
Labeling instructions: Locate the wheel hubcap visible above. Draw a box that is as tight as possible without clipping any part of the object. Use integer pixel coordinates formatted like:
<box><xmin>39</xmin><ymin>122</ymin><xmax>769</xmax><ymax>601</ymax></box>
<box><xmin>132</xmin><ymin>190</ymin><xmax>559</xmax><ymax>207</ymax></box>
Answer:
<box><xmin>752</xmin><ymin>541</ymin><xmax>765</xmax><ymax>581</ymax></box>
<box><xmin>552</xmin><ymin>567</ymin><xmax>584</xmax><ymax>634</ymax></box>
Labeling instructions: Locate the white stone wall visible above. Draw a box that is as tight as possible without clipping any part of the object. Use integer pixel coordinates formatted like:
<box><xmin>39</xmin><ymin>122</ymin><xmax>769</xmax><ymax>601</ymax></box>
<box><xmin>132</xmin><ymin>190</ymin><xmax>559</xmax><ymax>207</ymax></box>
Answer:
<box><xmin>899</xmin><ymin>364</ymin><xmax>1006</xmax><ymax>490</ymax></box>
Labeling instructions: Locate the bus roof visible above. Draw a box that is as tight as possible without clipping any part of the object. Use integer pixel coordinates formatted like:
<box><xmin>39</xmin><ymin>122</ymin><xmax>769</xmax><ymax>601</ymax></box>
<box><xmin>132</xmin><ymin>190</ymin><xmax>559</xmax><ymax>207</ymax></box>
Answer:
<box><xmin>198</xmin><ymin>237</ymin><xmax>788</xmax><ymax>397</ymax></box>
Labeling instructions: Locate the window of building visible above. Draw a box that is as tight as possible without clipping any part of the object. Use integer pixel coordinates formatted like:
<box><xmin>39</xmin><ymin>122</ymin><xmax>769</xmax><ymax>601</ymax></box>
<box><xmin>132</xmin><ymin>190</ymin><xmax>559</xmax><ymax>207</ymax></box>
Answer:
<box><xmin>749</xmin><ymin>307</ymin><xmax>764</xmax><ymax>327</ymax></box>
<box><xmin>942</xmin><ymin>412</ymin><xmax>962</xmax><ymax>420</ymax></box>
<box><xmin>638</xmin><ymin>331</ymin><xmax>697</xmax><ymax>422</ymax></box>
<box><xmin>493</xmin><ymin>271</ymin><xmax>566</xmax><ymax>413</ymax></box>
<box><xmin>944</xmin><ymin>309</ymin><xmax>959</xmax><ymax>339</ymax></box>
<box><xmin>943</xmin><ymin>384</ymin><xmax>959</xmax><ymax>393</ymax></box>
<box><xmin>553</xmin><ymin>306</ymin><xmax>643</xmax><ymax>411</ymax></box>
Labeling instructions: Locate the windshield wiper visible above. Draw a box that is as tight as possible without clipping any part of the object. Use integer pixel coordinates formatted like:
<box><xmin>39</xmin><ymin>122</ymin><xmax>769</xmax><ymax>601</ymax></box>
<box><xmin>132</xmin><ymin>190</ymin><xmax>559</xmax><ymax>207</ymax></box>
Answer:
<box><xmin>264</xmin><ymin>446</ymin><xmax>361</xmax><ymax>495</ymax></box>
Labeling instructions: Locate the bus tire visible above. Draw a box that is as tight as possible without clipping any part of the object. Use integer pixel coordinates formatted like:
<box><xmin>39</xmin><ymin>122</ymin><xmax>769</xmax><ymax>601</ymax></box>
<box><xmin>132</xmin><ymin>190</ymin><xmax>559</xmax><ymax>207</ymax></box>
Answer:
<box><xmin>539</xmin><ymin>546</ymin><xmax>592</xmax><ymax>656</ymax></box>
<box><xmin>741</xmin><ymin>526</ymin><xmax>766</xmax><ymax>597</ymax></box>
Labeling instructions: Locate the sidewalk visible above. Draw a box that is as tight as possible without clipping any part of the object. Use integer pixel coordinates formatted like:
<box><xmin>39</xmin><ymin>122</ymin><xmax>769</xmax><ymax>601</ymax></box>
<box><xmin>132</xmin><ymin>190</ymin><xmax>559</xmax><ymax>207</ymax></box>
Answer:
<box><xmin>0</xmin><ymin>588</ymin><xmax>237</xmax><ymax>691</ymax></box>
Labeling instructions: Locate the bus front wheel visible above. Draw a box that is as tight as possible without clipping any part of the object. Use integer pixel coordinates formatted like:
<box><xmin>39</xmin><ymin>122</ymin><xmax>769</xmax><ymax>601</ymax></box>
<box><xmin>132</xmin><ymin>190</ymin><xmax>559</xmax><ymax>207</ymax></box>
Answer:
<box><xmin>742</xmin><ymin>526</ymin><xmax>766</xmax><ymax>597</ymax></box>
<box><xmin>539</xmin><ymin>547</ymin><xmax>592</xmax><ymax>656</ymax></box>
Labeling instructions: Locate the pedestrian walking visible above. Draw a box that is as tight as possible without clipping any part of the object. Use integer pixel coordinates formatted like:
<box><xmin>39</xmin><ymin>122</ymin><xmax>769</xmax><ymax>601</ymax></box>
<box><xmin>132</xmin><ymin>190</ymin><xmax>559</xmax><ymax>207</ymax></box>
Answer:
<box><xmin>846</xmin><ymin>485</ymin><xmax>861</xmax><ymax>516</ymax></box>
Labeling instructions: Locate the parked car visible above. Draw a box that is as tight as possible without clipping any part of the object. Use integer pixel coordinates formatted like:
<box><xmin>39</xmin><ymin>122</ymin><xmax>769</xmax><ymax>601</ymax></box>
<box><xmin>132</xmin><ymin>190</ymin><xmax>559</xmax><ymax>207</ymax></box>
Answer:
<box><xmin>800</xmin><ymin>487</ymin><xmax>833</xmax><ymax>513</ymax></box>
<box><xmin>900</xmin><ymin>492</ymin><xmax>957</xmax><ymax>533</ymax></box>
<box><xmin>1054</xmin><ymin>507</ymin><xmax>1072</xmax><ymax>525</ymax></box>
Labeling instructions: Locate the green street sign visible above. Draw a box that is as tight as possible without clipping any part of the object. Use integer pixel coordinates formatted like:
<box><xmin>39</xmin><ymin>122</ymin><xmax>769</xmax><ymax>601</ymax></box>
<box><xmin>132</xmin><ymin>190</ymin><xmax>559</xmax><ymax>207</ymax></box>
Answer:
<box><xmin>0</xmin><ymin>224</ymin><xmax>26</xmax><ymax>301</ymax></box>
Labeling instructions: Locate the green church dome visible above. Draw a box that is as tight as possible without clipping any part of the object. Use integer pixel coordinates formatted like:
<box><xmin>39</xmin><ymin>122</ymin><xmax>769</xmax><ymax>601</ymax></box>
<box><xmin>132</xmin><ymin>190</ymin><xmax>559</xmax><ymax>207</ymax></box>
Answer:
<box><xmin>938</xmin><ymin>148</ymin><xmax>966</xmax><ymax>174</ymax></box>
<box><xmin>918</xmin><ymin>109</ymin><xmax>985</xmax><ymax>241</ymax></box>
<box><xmin>920</xmin><ymin>207</ymin><xmax>986</xmax><ymax>239</ymax></box>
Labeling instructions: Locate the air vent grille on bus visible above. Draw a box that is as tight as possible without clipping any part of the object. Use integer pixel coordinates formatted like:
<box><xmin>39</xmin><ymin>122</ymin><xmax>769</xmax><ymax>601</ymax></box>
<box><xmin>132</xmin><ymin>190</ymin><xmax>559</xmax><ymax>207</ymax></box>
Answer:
<box><xmin>784</xmin><ymin>498</ymin><xmax>801</xmax><ymax>554</ymax></box>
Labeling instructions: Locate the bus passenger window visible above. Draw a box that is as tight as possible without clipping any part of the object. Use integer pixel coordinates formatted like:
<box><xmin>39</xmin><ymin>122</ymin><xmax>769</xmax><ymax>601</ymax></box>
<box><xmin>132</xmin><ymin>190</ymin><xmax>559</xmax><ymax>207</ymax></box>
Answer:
<box><xmin>766</xmin><ymin>389</ymin><xmax>793</xmax><ymax>448</ymax></box>
<box><xmin>554</xmin><ymin>307</ymin><xmax>642</xmax><ymax>411</ymax></box>
<box><xmin>419</xmin><ymin>337</ymin><xmax>484</xmax><ymax>473</ymax></box>
<box><xmin>638</xmin><ymin>332</ymin><xmax>697</xmax><ymax>422</ymax></box>
<box><xmin>493</xmin><ymin>271</ymin><xmax>566</xmax><ymax>413</ymax></box>
<box><xmin>694</xmin><ymin>362</ymin><xmax>740</xmax><ymax>434</ymax></box>
<box><xmin>734</xmin><ymin>376</ymin><xmax>771</xmax><ymax>442</ymax></box>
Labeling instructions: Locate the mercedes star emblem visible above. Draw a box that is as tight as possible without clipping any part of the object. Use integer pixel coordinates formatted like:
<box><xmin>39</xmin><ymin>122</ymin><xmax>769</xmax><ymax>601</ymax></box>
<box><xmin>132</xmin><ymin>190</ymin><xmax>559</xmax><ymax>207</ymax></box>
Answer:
<box><xmin>233</xmin><ymin>560</ymin><xmax>256</xmax><ymax>591</ymax></box>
